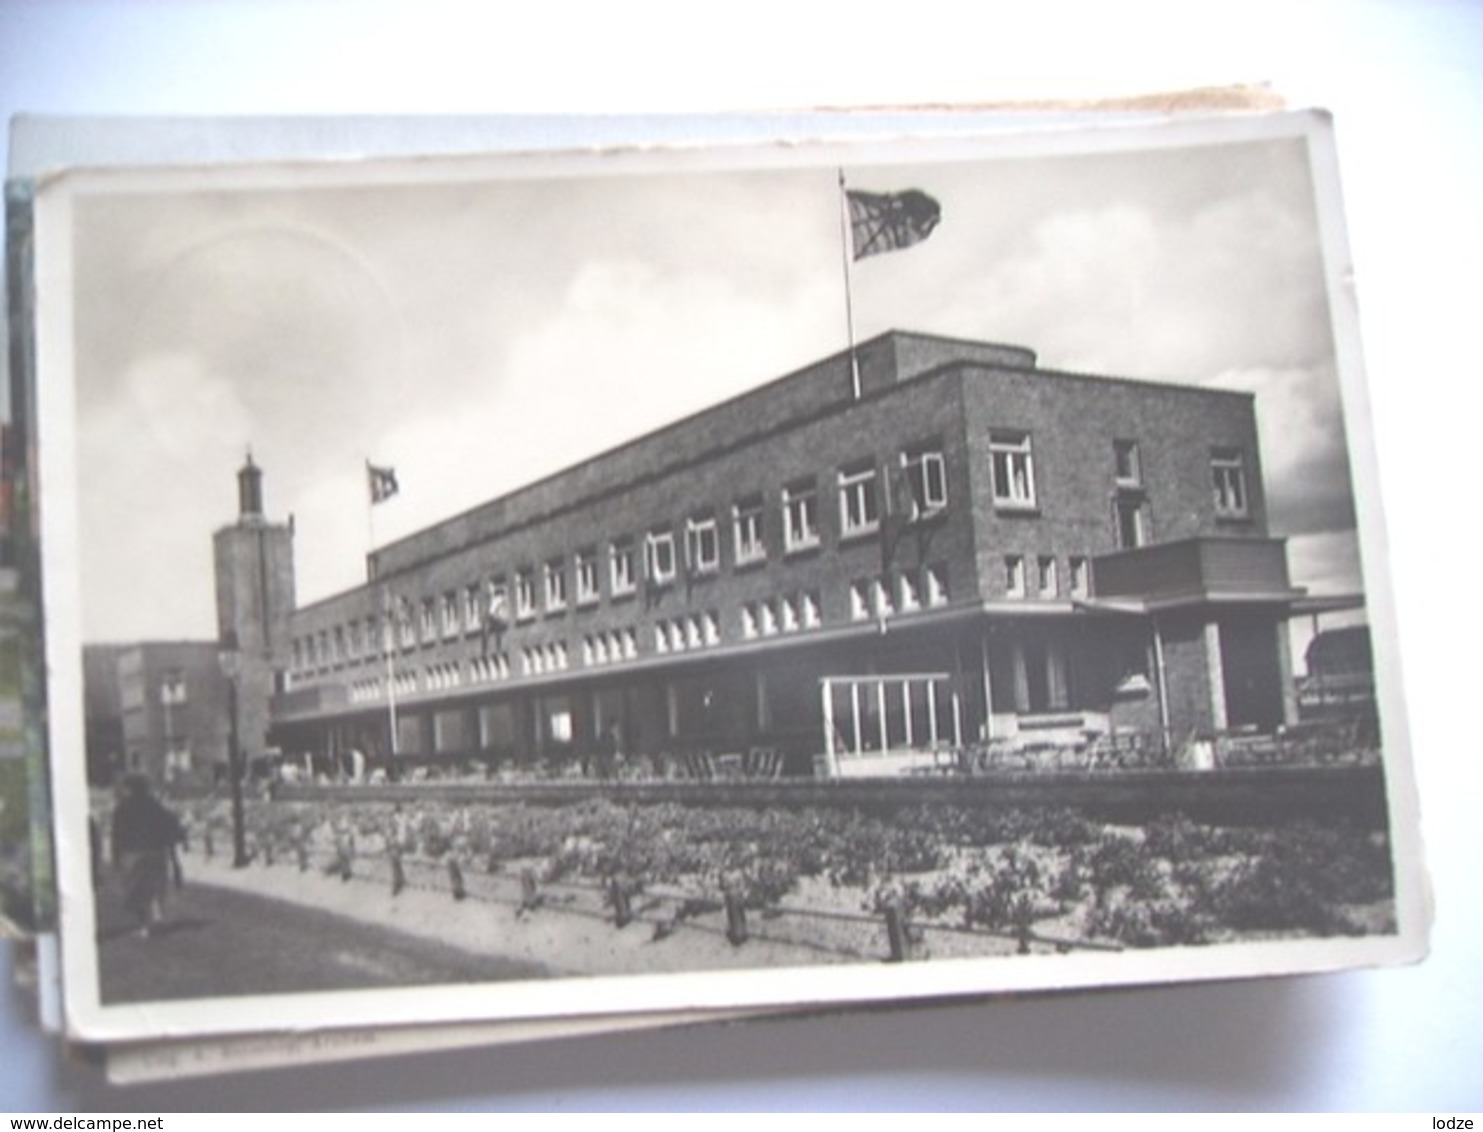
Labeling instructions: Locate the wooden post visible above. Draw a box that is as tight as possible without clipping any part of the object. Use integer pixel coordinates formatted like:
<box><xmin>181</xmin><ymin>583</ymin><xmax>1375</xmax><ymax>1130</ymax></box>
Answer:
<box><xmin>519</xmin><ymin>868</ymin><xmax>542</xmax><ymax>915</ymax></box>
<box><xmin>610</xmin><ymin>879</ymin><xmax>633</xmax><ymax>928</ymax></box>
<box><xmin>724</xmin><ymin>890</ymin><xmax>749</xmax><ymax>946</ymax></box>
<box><xmin>390</xmin><ymin>851</ymin><xmax>406</xmax><ymax>896</ymax></box>
<box><xmin>204</xmin><ymin>828</ymin><xmax>214</xmax><ymax>861</ymax></box>
<box><xmin>447</xmin><ymin>857</ymin><xmax>467</xmax><ymax>901</ymax></box>
<box><xmin>296</xmin><ymin>840</ymin><xmax>309</xmax><ymax>872</ymax></box>
<box><xmin>883</xmin><ymin>899</ymin><xmax>908</xmax><ymax>962</ymax></box>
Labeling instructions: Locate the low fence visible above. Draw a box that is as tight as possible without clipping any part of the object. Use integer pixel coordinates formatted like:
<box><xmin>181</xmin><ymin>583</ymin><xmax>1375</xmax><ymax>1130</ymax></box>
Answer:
<box><xmin>194</xmin><ymin>832</ymin><xmax>1116</xmax><ymax>964</ymax></box>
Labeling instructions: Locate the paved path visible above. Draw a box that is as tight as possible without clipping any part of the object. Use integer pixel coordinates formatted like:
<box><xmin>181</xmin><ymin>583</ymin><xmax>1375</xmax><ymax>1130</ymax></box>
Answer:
<box><xmin>96</xmin><ymin>879</ymin><xmax>549</xmax><ymax>1005</ymax></box>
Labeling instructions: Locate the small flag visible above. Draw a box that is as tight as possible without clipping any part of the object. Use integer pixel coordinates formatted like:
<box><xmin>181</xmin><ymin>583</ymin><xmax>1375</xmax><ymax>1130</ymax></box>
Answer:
<box><xmin>846</xmin><ymin>188</ymin><xmax>941</xmax><ymax>260</ymax></box>
<box><xmin>368</xmin><ymin>463</ymin><xmax>399</xmax><ymax>504</ymax></box>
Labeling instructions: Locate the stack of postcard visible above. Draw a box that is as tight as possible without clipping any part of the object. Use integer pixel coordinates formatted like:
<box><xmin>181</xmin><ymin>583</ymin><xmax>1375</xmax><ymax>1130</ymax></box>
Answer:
<box><xmin>0</xmin><ymin>106</ymin><xmax>1428</xmax><ymax>1083</ymax></box>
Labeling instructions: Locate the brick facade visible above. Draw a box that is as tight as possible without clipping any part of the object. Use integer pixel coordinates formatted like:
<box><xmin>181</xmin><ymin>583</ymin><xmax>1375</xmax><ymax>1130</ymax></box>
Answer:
<box><xmin>256</xmin><ymin>331</ymin><xmax>1304</xmax><ymax>772</ymax></box>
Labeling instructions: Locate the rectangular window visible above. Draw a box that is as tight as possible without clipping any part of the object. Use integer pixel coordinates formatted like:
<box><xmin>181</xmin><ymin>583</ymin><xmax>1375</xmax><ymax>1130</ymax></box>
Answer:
<box><xmin>871</xmin><ymin>577</ymin><xmax>894</xmax><ymax>617</ymax></box>
<box><xmin>1115</xmin><ymin>495</ymin><xmax>1146</xmax><ymax>549</ymax></box>
<box><xmin>783</xmin><ymin>478</ymin><xmax>820</xmax><ymax>552</ymax></box>
<box><xmin>574</xmin><ymin>548</ymin><xmax>600</xmax><ymax>606</ymax></box>
<box><xmin>780</xmin><ymin>594</ymin><xmax>799</xmax><ymax>632</ymax></box>
<box><xmin>802</xmin><ymin>591</ymin><xmax>822</xmax><ymax>628</ymax></box>
<box><xmin>837</xmin><ymin>462</ymin><xmax>880</xmax><ymax>538</ymax></box>
<box><xmin>926</xmin><ymin>563</ymin><xmax>949</xmax><ymax>607</ymax></box>
<box><xmin>741</xmin><ymin>602</ymin><xmax>760</xmax><ymax>639</ymax></box>
<box><xmin>902</xmin><ymin>447</ymin><xmax>948</xmax><ymax>517</ymax></box>
<box><xmin>160</xmin><ymin>671</ymin><xmax>187</xmax><ymax>705</ymax></box>
<box><xmin>1114</xmin><ymin>439</ymin><xmax>1141</xmax><ymax>486</ymax></box>
<box><xmin>463</xmin><ymin>584</ymin><xmax>482</xmax><ymax>633</ymax></box>
<box><xmin>685</xmin><ymin>513</ymin><xmax>720</xmax><ymax>575</ymax></box>
<box><xmin>849</xmin><ymin>579</ymin><xmax>871</xmax><ymax>621</ymax></box>
<box><xmin>732</xmin><ymin>495</ymin><xmax>766</xmax><ymax>565</ymax></box>
<box><xmin>610</xmin><ymin>537</ymin><xmax>637</xmax><ymax>597</ymax></box>
<box><xmin>397</xmin><ymin>598</ymin><xmax>415</xmax><ymax>648</ymax></box>
<box><xmin>487</xmin><ymin>577</ymin><xmax>511</xmax><ymax>628</ymax></box>
<box><xmin>1038</xmin><ymin>556</ymin><xmax>1058</xmax><ymax>598</ymax></box>
<box><xmin>419</xmin><ymin>599</ymin><xmax>437</xmax><ymax>644</ymax></box>
<box><xmin>1069</xmin><ymin>556</ymin><xmax>1089</xmax><ymax>599</ymax></box>
<box><xmin>759</xmin><ymin>600</ymin><xmax>778</xmax><ymax>636</ymax></box>
<box><xmin>441</xmin><ymin>591</ymin><xmax>459</xmax><ymax>638</ymax></box>
<box><xmin>544</xmin><ymin>557</ymin><xmax>567</xmax><ymax>612</ymax></box>
<box><xmin>1212</xmin><ymin>448</ymin><xmax>1249</xmax><ymax>517</ymax></box>
<box><xmin>899</xmin><ymin>570</ymin><xmax>921</xmax><ymax>612</ymax></box>
<box><xmin>515</xmin><ymin>568</ymin><xmax>537</xmax><ymax>621</ymax></box>
<box><xmin>1005</xmin><ymin>555</ymin><xmax>1026</xmax><ymax>598</ymax></box>
<box><xmin>645</xmin><ymin>528</ymin><xmax>677</xmax><ymax>585</ymax></box>
<box><xmin>989</xmin><ymin>431</ymin><xmax>1036</xmax><ymax>510</ymax></box>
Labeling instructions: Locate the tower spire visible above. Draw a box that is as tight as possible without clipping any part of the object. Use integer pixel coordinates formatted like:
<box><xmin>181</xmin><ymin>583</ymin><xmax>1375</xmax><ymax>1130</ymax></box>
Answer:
<box><xmin>237</xmin><ymin>449</ymin><xmax>263</xmax><ymax>519</ymax></box>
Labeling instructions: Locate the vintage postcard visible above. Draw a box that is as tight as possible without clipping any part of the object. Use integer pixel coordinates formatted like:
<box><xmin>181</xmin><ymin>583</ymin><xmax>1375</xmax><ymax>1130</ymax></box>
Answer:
<box><xmin>26</xmin><ymin>109</ymin><xmax>1426</xmax><ymax>1043</ymax></box>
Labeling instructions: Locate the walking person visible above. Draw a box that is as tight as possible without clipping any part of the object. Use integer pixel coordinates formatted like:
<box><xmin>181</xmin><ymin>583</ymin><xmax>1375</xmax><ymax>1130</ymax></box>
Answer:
<box><xmin>110</xmin><ymin>774</ymin><xmax>186</xmax><ymax>938</ymax></box>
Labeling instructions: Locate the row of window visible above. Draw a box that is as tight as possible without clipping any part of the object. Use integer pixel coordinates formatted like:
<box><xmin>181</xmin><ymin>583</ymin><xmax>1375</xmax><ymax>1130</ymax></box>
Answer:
<box><xmin>294</xmin><ymin>438</ymin><xmax>1248</xmax><ymax>675</ymax></box>
<box><xmin>293</xmin><ymin>444</ymin><xmax>952</xmax><ymax>676</ymax></box>
<box><xmin>1111</xmin><ymin>437</ymin><xmax>1250</xmax><ymax>519</ymax></box>
<box><xmin>321</xmin><ymin>569</ymin><xmax>948</xmax><ymax>700</ymax></box>
<box><xmin>1004</xmin><ymin>555</ymin><xmax>1091</xmax><ymax>600</ymax></box>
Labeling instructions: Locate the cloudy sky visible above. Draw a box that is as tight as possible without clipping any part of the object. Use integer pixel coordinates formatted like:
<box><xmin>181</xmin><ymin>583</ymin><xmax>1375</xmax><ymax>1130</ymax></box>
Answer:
<box><xmin>64</xmin><ymin>125</ymin><xmax>1361</xmax><ymax>644</ymax></box>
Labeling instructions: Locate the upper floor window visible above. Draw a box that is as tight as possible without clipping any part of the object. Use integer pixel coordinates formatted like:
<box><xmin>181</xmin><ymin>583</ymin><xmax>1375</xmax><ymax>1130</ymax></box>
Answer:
<box><xmin>487</xmin><ymin>578</ymin><xmax>511</xmax><ymax>628</ymax></box>
<box><xmin>440</xmin><ymin>591</ymin><xmax>459</xmax><ymax>638</ymax></box>
<box><xmin>646</xmin><ymin>527</ymin><xmax>677</xmax><ymax>585</ymax></box>
<box><xmin>901</xmin><ymin>447</ymin><xmax>948</xmax><ymax>517</ymax></box>
<box><xmin>1115</xmin><ymin>494</ymin><xmax>1146</xmax><ymax>549</ymax></box>
<box><xmin>925</xmin><ymin>562</ymin><xmax>949</xmax><ymax>607</ymax></box>
<box><xmin>610</xmin><ymin>537</ymin><xmax>638</xmax><ymax>597</ymax></box>
<box><xmin>419</xmin><ymin>598</ymin><xmax>437</xmax><ymax>643</ymax></box>
<box><xmin>575</xmin><ymin>548</ymin><xmax>600</xmax><ymax>606</ymax></box>
<box><xmin>515</xmin><ymin>568</ymin><xmax>537</xmax><ymax>621</ymax></box>
<box><xmin>837</xmin><ymin>462</ymin><xmax>880</xmax><ymax>538</ymax></box>
<box><xmin>160</xmin><ymin>671</ymin><xmax>187</xmax><ymax>705</ymax></box>
<box><xmin>1069</xmin><ymin>556</ymin><xmax>1090</xmax><ymax>599</ymax></box>
<box><xmin>783</xmin><ymin>478</ymin><xmax>820</xmax><ymax>553</ymax></box>
<box><xmin>989</xmin><ymin>431</ymin><xmax>1036</xmax><ymax>510</ymax></box>
<box><xmin>732</xmin><ymin>495</ymin><xmax>766</xmax><ymax>566</ymax></box>
<box><xmin>685</xmin><ymin>513</ymin><xmax>720</xmax><ymax>575</ymax></box>
<box><xmin>544</xmin><ymin>557</ymin><xmax>567</xmax><ymax>612</ymax></box>
<box><xmin>1212</xmin><ymin>448</ymin><xmax>1249</xmax><ymax>518</ymax></box>
<box><xmin>1038</xmin><ymin>556</ymin><xmax>1059</xmax><ymax>599</ymax></box>
<box><xmin>1005</xmin><ymin>555</ymin><xmax>1026</xmax><ymax>598</ymax></box>
<box><xmin>1114</xmin><ymin>439</ymin><xmax>1141</xmax><ymax>487</ymax></box>
<box><xmin>462</xmin><ymin>584</ymin><xmax>482</xmax><ymax>633</ymax></box>
<box><xmin>396</xmin><ymin>597</ymin><xmax>415</xmax><ymax>648</ymax></box>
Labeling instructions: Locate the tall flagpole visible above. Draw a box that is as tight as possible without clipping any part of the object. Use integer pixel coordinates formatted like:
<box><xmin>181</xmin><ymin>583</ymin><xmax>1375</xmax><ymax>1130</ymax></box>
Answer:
<box><xmin>367</xmin><ymin>461</ymin><xmax>400</xmax><ymax>760</ymax></box>
<box><xmin>837</xmin><ymin>169</ymin><xmax>862</xmax><ymax>400</ymax></box>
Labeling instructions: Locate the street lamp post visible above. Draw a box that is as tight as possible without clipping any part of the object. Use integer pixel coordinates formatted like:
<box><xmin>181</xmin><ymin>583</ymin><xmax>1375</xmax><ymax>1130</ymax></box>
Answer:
<box><xmin>218</xmin><ymin>632</ymin><xmax>249</xmax><ymax>868</ymax></box>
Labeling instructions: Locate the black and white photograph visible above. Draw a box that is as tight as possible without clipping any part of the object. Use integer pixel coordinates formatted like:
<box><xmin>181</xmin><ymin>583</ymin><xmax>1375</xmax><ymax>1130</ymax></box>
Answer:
<box><xmin>30</xmin><ymin>111</ymin><xmax>1426</xmax><ymax>1043</ymax></box>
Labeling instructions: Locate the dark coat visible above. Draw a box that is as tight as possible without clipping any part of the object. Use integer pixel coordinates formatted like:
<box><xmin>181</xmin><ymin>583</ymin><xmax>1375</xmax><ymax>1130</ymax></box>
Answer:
<box><xmin>110</xmin><ymin>793</ymin><xmax>184</xmax><ymax>860</ymax></box>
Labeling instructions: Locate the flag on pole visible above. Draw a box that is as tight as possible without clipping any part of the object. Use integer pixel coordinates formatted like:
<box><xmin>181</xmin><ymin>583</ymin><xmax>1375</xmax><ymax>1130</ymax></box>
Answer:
<box><xmin>845</xmin><ymin>188</ymin><xmax>942</xmax><ymax>260</ymax></box>
<box><xmin>368</xmin><ymin>463</ymin><xmax>399</xmax><ymax>504</ymax></box>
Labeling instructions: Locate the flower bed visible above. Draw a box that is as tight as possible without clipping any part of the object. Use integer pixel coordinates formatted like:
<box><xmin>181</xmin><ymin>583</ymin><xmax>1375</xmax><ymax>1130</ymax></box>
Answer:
<box><xmin>182</xmin><ymin>793</ymin><xmax>1396</xmax><ymax>959</ymax></box>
